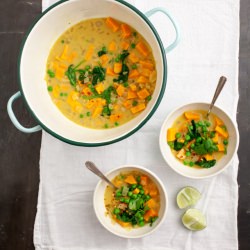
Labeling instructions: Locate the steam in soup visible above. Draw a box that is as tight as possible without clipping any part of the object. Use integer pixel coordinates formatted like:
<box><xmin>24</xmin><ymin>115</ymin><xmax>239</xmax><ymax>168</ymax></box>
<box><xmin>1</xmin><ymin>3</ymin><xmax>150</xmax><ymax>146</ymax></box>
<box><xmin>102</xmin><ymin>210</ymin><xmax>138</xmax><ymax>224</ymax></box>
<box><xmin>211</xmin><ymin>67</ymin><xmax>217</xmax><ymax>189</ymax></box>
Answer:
<box><xmin>167</xmin><ymin>110</ymin><xmax>229</xmax><ymax>168</ymax></box>
<box><xmin>46</xmin><ymin>17</ymin><xmax>156</xmax><ymax>129</ymax></box>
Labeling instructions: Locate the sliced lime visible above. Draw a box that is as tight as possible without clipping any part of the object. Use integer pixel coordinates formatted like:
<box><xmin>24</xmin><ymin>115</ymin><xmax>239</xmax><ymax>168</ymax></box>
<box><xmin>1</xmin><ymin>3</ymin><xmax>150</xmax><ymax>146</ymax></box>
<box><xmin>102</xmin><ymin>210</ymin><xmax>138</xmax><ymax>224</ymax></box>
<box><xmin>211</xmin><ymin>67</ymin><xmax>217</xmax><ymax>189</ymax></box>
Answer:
<box><xmin>176</xmin><ymin>186</ymin><xmax>201</xmax><ymax>209</ymax></box>
<box><xmin>182</xmin><ymin>208</ymin><xmax>206</xmax><ymax>231</ymax></box>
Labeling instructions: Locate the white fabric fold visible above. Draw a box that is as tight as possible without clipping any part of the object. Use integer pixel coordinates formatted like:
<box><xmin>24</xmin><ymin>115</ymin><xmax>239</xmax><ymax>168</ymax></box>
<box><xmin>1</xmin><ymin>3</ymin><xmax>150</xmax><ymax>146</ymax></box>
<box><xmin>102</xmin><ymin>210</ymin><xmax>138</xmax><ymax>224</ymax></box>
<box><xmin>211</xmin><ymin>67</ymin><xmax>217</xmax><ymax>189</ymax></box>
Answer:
<box><xmin>35</xmin><ymin>0</ymin><xmax>239</xmax><ymax>249</ymax></box>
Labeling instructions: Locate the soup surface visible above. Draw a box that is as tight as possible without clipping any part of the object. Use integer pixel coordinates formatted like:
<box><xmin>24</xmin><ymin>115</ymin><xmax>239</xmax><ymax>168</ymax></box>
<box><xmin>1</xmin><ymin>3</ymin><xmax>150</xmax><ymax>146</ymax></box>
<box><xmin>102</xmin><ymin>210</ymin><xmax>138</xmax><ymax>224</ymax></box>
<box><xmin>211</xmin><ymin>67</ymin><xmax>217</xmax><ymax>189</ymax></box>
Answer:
<box><xmin>104</xmin><ymin>171</ymin><xmax>160</xmax><ymax>228</ymax></box>
<box><xmin>167</xmin><ymin>110</ymin><xmax>229</xmax><ymax>168</ymax></box>
<box><xmin>46</xmin><ymin>17</ymin><xmax>156</xmax><ymax>129</ymax></box>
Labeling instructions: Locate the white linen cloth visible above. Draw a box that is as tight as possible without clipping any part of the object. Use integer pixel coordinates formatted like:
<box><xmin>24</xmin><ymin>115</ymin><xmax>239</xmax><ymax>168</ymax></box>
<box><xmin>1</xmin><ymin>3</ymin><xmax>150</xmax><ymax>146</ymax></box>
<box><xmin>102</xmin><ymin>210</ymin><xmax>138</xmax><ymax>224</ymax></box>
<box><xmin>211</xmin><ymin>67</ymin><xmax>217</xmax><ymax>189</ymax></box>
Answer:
<box><xmin>35</xmin><ymin>0</ymin><xmax>240</xmax><ymax>249</ymax></box>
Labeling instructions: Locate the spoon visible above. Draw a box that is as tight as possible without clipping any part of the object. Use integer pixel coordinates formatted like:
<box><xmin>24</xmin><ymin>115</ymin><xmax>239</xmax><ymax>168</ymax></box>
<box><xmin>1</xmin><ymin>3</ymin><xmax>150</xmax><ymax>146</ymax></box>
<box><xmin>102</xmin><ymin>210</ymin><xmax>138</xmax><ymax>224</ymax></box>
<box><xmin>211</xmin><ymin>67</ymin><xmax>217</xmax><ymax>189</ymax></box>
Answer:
<box><xmin>85</xmin><ymin>161</ymin><xmax>117</xmax><ymax>189</ymax></box>
<box><xmin>207</xmin><ymin>76</ymin><xmax>227</xmax><ymax>117</ymax></box>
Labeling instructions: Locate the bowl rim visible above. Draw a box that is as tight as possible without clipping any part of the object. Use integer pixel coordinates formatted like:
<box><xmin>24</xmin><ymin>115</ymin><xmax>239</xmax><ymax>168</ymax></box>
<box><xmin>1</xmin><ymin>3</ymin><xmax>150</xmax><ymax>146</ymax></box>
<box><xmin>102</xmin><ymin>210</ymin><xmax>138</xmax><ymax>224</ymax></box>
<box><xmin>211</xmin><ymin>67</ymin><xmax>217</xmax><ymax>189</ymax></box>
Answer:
<box><xmin>17</xmin><ymin>0</ymin><xmax>168</xmax><ymax>147</ymax></box>
<box><xmin>93</xmin><ymin>164</ymin><xmax>168</xmax><ymax>238</ymax></box>
<box><xmin>159</xmin><ymin>102</ymin><xmax>239</xmax><ymax>179</ymax></box>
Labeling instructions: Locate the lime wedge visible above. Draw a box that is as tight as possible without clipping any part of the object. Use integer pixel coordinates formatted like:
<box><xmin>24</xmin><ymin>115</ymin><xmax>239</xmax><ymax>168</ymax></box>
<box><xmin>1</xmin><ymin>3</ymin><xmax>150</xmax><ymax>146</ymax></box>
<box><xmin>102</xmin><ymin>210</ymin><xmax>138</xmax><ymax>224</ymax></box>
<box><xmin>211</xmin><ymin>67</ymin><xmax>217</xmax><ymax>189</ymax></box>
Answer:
<box><xmin>182</xmin><ymin>208</ymin><xmax>207</xmax><ymax>231</ymax></box>
<box><xmin>176</xmin><ymin>186</ymin><xmax>201</xmax><ymax>209</ymax></box>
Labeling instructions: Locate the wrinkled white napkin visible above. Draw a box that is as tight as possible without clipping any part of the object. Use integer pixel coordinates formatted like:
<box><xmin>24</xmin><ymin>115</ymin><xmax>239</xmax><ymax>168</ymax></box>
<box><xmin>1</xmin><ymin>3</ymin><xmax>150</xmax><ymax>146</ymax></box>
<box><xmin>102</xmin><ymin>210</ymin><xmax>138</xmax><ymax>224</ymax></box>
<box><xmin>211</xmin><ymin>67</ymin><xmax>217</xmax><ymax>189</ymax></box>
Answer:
<box><xmin>35</xmin><ymin>0</ymin><xmax>239</xmax><ymax>249</ymax></box>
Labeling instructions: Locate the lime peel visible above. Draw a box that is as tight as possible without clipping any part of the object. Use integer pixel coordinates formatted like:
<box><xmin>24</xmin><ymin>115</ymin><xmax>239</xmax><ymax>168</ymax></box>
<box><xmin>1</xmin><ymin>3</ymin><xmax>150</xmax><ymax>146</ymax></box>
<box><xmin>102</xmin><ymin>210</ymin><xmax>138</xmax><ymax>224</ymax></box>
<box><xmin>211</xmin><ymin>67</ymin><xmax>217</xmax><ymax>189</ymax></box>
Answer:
<box><xmin>176</xmin><ymin>186</ymin><xmax>201</xmax><ymax>209</ymax></box>
<box><xmin>182</xmin><ymin>208</ymin><xmax>207</xmax><ymax>231</ymax></box>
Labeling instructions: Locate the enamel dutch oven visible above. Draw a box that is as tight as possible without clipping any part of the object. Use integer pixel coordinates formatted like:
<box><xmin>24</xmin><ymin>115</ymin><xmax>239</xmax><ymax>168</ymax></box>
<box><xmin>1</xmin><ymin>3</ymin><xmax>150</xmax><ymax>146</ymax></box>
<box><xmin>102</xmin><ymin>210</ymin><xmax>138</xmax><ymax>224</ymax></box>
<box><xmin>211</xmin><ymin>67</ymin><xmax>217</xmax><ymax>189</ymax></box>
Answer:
<box><xmin>7</xmin><ymin>0</ymin><xmax>180</xmax><ymax>146</ymax></box>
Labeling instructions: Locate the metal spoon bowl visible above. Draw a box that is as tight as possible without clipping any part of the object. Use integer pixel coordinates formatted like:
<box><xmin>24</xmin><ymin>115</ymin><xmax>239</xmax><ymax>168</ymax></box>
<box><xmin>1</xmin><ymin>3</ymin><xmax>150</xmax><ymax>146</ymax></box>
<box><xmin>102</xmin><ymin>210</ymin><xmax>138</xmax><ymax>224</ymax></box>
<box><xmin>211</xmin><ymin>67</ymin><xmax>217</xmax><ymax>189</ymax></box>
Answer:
<box><xmin>207</xmin><ymin>76</ymin><xmax>227</xmax><ymax>117</ymax></box>
<box><xmin>85</xmin><ymin>161</ymin><xmax>117</xmax><ymax>189</ymax></box>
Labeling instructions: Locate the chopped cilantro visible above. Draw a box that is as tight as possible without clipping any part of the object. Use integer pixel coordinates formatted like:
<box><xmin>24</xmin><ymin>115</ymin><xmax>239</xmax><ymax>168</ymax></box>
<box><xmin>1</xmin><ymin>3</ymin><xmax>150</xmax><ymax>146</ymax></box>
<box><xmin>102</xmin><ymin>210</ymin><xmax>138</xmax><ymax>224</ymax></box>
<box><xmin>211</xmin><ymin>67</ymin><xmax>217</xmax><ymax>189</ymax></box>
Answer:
<box><xmin>91</xmin><ymin>66</ymin><xmax>105</xmax><ymax>85</ymax></box>
<box><xmin>97</xmin><ymin>46</ymin><xmax>107</xmax><ymax>57</ymax></box>
<box><xmin>174</xmin><ymin>140</ymin><xmax>184</xmax><ymax>151</ymax></box>
<box><xmin>195</xmin><ymin>159</ymin><xmax>216</xmax><ymax>168</ymax></box>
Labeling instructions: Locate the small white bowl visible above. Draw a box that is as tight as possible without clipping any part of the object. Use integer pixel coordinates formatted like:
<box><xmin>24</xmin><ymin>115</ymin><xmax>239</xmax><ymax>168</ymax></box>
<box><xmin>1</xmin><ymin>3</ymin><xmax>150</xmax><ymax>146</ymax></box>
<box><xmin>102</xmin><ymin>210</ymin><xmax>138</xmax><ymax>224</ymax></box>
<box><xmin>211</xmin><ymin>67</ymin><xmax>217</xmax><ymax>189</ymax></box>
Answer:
<box><xmin>93</xmin><ymin>165</ymin><xmax>168</xmax><ymax>238</ymax></box>
<box><xmin>159</xmin><ymin>103</ymin><xmax>239</xmax><ymax>179</ymax></box>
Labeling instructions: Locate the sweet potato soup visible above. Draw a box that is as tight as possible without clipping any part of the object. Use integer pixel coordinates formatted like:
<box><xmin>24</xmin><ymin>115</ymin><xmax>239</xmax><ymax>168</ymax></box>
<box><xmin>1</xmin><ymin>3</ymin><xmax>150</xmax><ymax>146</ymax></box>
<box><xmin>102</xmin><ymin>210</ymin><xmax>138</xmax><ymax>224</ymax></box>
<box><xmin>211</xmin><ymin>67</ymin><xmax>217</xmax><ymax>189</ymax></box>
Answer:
<box><xmin>45</xmin><ymin>17</ymin><xmax>156</xmax><ymax>129</ymax></box>
<box><xmin>167</xmin><ymin>110</ymin><xmax>229</xmax><ymax>168</ymax></box>
<box><xmin>104</xmin><ymin>171</ymin><xmax>160</xmax><ymax>228</ymax></box>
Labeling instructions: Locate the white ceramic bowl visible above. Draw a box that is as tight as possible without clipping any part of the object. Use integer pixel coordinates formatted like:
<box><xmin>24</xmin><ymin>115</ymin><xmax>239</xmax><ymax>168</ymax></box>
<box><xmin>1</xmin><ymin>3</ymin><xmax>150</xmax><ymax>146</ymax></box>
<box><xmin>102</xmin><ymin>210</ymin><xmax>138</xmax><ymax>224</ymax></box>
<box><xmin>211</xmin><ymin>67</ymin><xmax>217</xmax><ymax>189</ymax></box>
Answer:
<box><xmin>93</xmin><ymin>165</ymin><xmax>168</xmax><ymax>238</ymax></box>
<box><xmin>159</xmin><ymin>103</ymin><xmax>239</xmax><ymax>179</ymax></box>
<box><xmin>7</xmin><ymin>0</ymin><xmax>180</xmax><ymax>146</ymax></box>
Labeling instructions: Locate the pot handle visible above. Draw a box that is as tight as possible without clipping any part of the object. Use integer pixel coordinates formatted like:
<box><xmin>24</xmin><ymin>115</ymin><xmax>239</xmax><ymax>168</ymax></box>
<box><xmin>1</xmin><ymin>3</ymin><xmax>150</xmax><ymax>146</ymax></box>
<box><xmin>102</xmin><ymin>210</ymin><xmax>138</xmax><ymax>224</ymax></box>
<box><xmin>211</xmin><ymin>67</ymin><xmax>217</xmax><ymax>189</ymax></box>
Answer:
<box><xmin>7</xmin><ymin>91</ymin><xmax>42</xmax><ymax>133</ymax></box>
<box><xmin>145</xmin><ymin>7</ymin><xmax>180</xmax><ymax>53</ymax></box>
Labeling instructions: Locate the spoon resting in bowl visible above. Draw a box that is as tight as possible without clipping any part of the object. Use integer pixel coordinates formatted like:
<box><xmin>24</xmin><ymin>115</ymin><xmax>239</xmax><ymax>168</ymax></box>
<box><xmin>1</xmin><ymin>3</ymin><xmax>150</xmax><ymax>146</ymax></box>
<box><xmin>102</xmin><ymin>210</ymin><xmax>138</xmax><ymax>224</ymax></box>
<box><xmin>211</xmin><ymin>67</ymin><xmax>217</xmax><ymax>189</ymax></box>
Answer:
<box><xmin>85</xmin><ymin>161</ymin><xmax>117</xmax><ymax>190</ymax></box>
<box><xmin>207</xmin><ymin>76</ymin><xmax>227</xmax><ymax>117</ymax></box>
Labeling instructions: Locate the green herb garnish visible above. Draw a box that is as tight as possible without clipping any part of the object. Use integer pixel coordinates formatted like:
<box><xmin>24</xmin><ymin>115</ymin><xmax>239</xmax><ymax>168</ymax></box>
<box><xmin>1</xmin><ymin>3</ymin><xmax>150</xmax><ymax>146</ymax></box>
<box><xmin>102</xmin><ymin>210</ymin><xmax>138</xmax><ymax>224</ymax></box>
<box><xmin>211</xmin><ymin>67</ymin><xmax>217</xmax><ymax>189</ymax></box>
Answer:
<box><xmin>193</xmin><ymin>138</ymin><xmax>218</xmax><ymax>155</ymax></box>
<box><xmin>113</xmin><ymin>50</ymin><xmax>130</xmax><ymax>83</ymax></box>
<box><xmin>174</xmin><ymin>140</ymin><xmax>184</xmax><ymax>151</ymax></box>
<box><xmin>91</xmin><ymin>66</ymin><xmax>106</xmax><ymax>85</ymax></box>
<box><xmin>112</xmin><ymin>180</ymin><xmax>158</xmax><ymax>228</ymax></box>
<box><xmin>97</xmin><ymin>46</ymin><xmax>107</xmax><ymax>57</ymax></box>
<box><xmin>65</xmin><ymin>61</ymin><xmax>84</xmax><ymax>86</ymax></box>
<box><xmin>195</xmin><ymin>159</ymin><xmax>216</xmax><ymax>168</ymax></box>
<box><xmin>101</xmin><ymin>86</ymin><xmax>116</xmax><ymax>116</ymax></box>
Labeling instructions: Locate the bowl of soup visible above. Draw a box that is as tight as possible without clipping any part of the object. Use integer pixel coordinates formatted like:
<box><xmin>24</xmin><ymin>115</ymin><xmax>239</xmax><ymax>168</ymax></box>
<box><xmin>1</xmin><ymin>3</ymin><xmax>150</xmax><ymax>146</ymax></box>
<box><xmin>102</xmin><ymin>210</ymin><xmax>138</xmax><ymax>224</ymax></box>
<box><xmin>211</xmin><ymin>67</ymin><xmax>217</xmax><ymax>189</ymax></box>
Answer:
<box><xmin>159</xmin><ymin>103</ymin><xmax>239</xmax><ymax>179</ymax></box>
<box><xmin>93</xmin><ymin>165</ymin><xmax>168</xmax><ymax>238</ymax></box>
<box><xmin>7</xmin><ymin>0</ymin><xmax>180</xmax><ymax>146</ymax></box>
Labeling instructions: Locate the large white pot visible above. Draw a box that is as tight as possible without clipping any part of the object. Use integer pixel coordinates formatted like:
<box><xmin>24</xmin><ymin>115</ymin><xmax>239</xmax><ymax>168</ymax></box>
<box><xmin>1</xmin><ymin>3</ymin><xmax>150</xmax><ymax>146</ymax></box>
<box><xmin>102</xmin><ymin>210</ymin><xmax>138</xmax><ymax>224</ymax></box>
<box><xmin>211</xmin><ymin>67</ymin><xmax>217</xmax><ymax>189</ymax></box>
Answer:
<box><xmin>7</xmin><ymin>0</ymin><xmax>180</xmax><ymax>146</ymax></box>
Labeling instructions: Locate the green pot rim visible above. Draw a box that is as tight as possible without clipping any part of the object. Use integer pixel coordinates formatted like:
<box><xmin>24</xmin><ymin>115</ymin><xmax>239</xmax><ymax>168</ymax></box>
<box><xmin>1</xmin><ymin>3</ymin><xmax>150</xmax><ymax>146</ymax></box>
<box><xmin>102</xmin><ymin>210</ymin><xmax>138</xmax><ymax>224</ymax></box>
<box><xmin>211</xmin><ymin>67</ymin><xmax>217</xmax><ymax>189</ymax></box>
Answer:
<box><xmin>17</xmin><ymin>0</ymin><xmax>167</xmax><ymax>147</ymax></box>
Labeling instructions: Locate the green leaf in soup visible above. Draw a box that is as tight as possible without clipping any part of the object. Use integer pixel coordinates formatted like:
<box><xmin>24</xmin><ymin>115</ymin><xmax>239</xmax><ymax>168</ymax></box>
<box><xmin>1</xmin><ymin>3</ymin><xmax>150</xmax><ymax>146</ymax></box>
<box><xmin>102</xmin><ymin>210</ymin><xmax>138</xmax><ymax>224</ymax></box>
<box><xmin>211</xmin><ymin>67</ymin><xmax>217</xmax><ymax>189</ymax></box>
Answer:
<box><xmin>204</xmin><ymin>139</ymin><xmax>212</xmax><ymax>150</ymax></box>
<box><xmin>174</xmin><ymin>140</ymin><xmax>184</xmax><ymax>151</ymax></box>
<box><xmin>120</xmin><ymin>212</ymin><xmax>131</xmax><ymax>222</ymax></box>
<box><xmin>193</xmin><ymin>143</ymin><xmax>207</xmax><ymax>155</ymax></box>
<box><xmin>73</xmin><ymin>60</ymin><xmax>84</xmax><ymax>70</ymax></box>
<box><xmin>207</xmin><ymin>144</ymin><xmax>218</xmax><ymax>154</ymax></box>
<box><xmin>189</xmin><ymin>120</ymin><xmax>199</xmax><ymax>138</ymax></box>
<box><xmin>136</xmin><ymin>198</ymin><xmax>144</xmax><ymax>210</ymax></box>
<box><xmin>91</xmin><ymin>66</ymin><xmax>106</xmax><ymax>85</ymax></box>
<box><xmin>98</xmin><ymin>50</ymin><xmax>106</xmax><ymax>57</ymax></box>
<box><xmin>97</xmin><ymin>47</ymin><xmax>107</xmax><ymax>57</ymax></box>
<box><xmin>113</xmin><ymin>51</ymin><xmax>130</xmax><ymax>83</ymax></box>
<box><xmin>194</xmin><ymin>138</ymin><xmax>218</xmax><ymax>155</ymax></box>
<box><xmin>88</xmin><ymin>84</ymin><xmax>99</xmax><ymax>97</ymax></box>
<box><xmin>78</xmin><ymin>73</ymin><xmax>85</xmax><ymax>81</ymax></box>
<box><xmin>102</xmin><ymin>105</ymin><xmax>111</xmax><ymax>116</ymax></box>
<box><xmin>131</xmin><ymin>216</ymin><xmax>137</xmax><ymax>225</ymax></box>
<box><xmin>65</xmin><ymin>64</ymin><xmax>77</xmax><ymax>86</ymax></box>
<box><xmin>101</xmin><ymin>86</ymin><xmax>116</xmax><ymax>104</ymax></box>
<box><xmin>119</xmin><ymin>50</ymin><xmax>130</xmax><ymax>62</ymax></box>
<box><xmin>195</xmin><ymin>159</ymin><xmax>216</xmax><ymax>168</ymax></box>
<box><xmin>77</xmin><ymin>69</ymin><xmax>85</xmax><ymax>75</ymax></box>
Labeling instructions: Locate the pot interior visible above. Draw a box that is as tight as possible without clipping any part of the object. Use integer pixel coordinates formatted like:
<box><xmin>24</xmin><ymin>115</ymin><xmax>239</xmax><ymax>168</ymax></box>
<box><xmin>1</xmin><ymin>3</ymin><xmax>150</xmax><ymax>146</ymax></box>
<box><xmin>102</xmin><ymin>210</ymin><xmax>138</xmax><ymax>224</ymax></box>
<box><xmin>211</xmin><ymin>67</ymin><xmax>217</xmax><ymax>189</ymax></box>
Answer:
<box><xmin>20</xmin><ymin>0</ymin><xmax>165</xmax><ymax>144</ymax></box>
